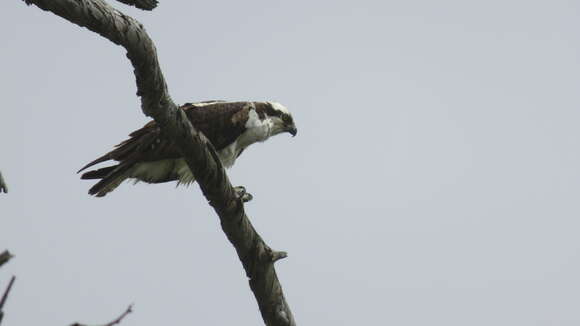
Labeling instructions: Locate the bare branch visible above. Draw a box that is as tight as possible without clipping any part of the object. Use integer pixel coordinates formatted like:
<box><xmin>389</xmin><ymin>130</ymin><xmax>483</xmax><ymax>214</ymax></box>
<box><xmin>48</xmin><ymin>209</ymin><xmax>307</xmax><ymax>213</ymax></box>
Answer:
<box><xmin>0</xmin><ymin>276</ymin><xmax>16</xmax><ymax>325</ymax></box>
<box><xmin>0</xmin><ymin>252</ymin><xmax>15</xmax><ymax>325</ymax></box>
<box><xmin>70</xmin><ymin>305</ymin><xmax>133</xmax><ymax>326</ymax></box>
<box><xmin>0</xmin><ymin>171</ymin><xmax>7</xmax><ymax>193</ymax></box>
<box><xmin>0</xmin><ymin>252</ymin><xmax>12</xmax><ymax>268</ymax></box>
<box><xmin>0</xmin><ymin>277</ymin><xmax>15</xmax><ymax>311</ymax></box>
<box><xmin>23</xmin><ymin>1</ymin><xmax>296</xmax><ymax>325</ymax></box>
<box><xmin>115</xmin><ymin>0</ymin><xmax>157</xmax><ymax>11</ymax></box>
<box><xmin>22</xmin><ymin>0</ymin><xmax>173</xmax><ymax>118</ymax></box>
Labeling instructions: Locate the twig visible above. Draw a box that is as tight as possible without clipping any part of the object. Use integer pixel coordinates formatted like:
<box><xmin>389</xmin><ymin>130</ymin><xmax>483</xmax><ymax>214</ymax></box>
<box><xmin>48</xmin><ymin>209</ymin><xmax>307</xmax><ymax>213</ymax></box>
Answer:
<box><xmin>0</xmin><ymin>252</ymin><xmax>12</xmax><ymax>268</ymax></box>
<box><xmin>0</xmin><ymin>171</ymin><xmax>7</xmax><ymax>193</ymax></box>
<box><xmin>0</xmin><ymin>276</ymin><xmax>16</xmax><ymax>325</ymax></box>
<box><xmin>70</xmin><ymin>305</ymin><xmax>133</xmax><ymax>326</ymax></box>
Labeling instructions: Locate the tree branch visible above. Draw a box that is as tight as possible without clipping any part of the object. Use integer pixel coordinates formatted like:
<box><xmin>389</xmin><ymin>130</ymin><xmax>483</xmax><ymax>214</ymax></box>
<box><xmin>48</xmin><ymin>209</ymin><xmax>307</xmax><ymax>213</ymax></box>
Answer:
<box><xmin>0</xmin><ymin>251</ymin><xmax>15</xmax><ymax>325</ymax></box>
<box><xmin>0</xmin><ymin>276</ymin><xmax>16</xmax><ymax>325</ymax></box>
<box><xmin>23</xmin><ymin>1</ymin><xmax>296</xmax><ymax>325</ymax></box>
<box><xmin>0</xmin><ymin>171</ymin><xmax>7</xmax><ymax>193</ymax></box>
<box><xmin>70</xmin><ymin>305</ymin><xmax>133</xmax><ymax>326</ymax></box>
<box><xmin>0</xmin><ymin>252</ymin><xmax>12</xmax><ymax>269</ymax></box>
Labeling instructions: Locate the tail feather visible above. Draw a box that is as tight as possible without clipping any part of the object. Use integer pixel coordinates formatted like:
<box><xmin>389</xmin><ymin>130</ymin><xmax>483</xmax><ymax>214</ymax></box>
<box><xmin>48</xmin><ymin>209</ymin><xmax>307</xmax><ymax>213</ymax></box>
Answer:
<box><xmin>78</xmin><ymin>119</ymin><xmax>173</xmax><ymax>196</ymax></box>
<box><xmin>87</xmin><ymin>163</ymin><xmax>134</xmax><ymax>197</ymax></box>
<box><xmin>77</xmin><ymin>125</ymin><xmax>156</xmax><ymax>174</ymax></box>
<box><xmin>77</xmin><ymin>153</ymin><xmax>112</xmax><ymax>173</ymax></box>
<box><xmin>81</xmin><ymin>166</ymin><xmax>116</xmax><ymax>180</ymax></box>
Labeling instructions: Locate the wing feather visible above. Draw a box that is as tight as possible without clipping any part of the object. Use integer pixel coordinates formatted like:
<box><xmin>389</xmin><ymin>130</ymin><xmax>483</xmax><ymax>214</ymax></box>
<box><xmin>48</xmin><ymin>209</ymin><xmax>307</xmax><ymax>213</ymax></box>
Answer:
<box><xmin>79</xmin><ymin>102</ymin><xmax>251</xmax><ymax>172</ymax></box>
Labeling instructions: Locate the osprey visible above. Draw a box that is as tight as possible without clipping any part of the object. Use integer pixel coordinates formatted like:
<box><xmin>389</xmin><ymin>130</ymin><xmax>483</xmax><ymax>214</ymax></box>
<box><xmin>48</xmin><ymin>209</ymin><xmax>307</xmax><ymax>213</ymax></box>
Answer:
<box><xmin>78</xmin><ymin>101</ymin><xmax>297</xmax><ymax>197</ymax></box>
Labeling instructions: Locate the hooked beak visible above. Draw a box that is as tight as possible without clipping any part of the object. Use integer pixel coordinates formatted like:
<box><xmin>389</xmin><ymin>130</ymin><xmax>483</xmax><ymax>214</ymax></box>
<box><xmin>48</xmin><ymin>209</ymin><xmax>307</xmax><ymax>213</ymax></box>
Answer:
<box><xmin>287</xmin><ymin>126</ymin><xmax>297</xmax><ymax>137</ymax></box>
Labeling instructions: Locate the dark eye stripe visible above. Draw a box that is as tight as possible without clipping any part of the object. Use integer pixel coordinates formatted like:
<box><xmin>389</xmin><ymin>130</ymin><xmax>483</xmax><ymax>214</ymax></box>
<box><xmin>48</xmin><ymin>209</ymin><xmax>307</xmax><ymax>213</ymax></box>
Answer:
<box><xmin>264</xmin><ymin>104</ymin><xmax>279</xmax><ymax>116</ymax></box>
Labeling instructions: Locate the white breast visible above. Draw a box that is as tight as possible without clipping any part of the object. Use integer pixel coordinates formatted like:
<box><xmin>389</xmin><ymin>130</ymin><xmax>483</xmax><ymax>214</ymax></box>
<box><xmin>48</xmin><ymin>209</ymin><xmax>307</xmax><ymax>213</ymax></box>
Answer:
<box><xmin>216</xmin><ymin>108</ymin><xmax>273</xmax><ymax>168</ymax></box>
<box><xmin>240</xmin><ymin>109</ymin><xmax>272</xmax><ymax>146</ymax></box>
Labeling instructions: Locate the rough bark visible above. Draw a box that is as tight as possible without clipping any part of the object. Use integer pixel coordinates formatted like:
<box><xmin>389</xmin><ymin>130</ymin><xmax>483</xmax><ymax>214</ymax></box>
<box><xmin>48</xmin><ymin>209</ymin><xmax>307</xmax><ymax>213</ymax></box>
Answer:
<box><xmin>22</xmin><ymin>1</ymin><xmax>296</xmax><ymax>325</ymax></box>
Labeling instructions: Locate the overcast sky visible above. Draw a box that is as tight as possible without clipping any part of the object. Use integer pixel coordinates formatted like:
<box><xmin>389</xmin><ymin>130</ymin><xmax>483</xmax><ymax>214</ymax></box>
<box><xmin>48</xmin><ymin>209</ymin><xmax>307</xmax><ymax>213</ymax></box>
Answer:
<box><xmin>2</xmin><ymin>1</ymin><xmax>580</xmax><ymax>325</ymax></box>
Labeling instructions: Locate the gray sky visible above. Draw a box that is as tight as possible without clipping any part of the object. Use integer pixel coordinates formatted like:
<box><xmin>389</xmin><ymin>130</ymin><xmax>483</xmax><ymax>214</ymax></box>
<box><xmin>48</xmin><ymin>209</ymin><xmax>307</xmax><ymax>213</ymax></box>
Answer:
<box><xmin>2</xmin><ymin>1</ymin><xmax>580</xmax><ymax>325</ymax></box>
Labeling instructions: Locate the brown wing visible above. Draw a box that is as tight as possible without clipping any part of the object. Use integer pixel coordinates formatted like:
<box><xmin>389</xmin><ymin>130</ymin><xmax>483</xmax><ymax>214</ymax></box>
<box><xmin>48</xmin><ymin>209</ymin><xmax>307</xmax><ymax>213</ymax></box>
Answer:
<box><xmin>184</xmin><ymin>101</ymin><xmax>251</xmax><ymax>150</ymax></box>
<box><xmin>78</xmin><ymin>102</ymin><xmax>251</xmax><ymax>173</ymax></box>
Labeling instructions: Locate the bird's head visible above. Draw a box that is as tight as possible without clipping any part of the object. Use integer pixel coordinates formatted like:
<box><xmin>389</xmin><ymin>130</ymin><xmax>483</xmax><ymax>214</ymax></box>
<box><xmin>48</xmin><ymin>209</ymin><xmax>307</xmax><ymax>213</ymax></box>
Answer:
<box><xmin>266</xmin><ymin>102</ymin><xmax>297</xmax><ymax>137</ymax></box>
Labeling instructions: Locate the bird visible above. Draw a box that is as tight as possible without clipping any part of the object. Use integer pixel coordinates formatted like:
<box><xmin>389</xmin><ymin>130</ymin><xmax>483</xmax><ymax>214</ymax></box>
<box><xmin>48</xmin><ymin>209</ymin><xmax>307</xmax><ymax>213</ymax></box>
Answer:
<box><xmin>78</xmin><ymin>101</ymin><xmax>297</xmax><ymax>197</ymax></box>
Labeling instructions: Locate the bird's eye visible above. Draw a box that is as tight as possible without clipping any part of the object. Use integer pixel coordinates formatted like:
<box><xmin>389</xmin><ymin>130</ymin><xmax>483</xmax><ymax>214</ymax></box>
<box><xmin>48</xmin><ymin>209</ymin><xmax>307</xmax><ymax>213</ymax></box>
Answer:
<box><xmin>281</xmin><ymin>114</ymin><xmax>290</xmax><ymax>123</ymax></box>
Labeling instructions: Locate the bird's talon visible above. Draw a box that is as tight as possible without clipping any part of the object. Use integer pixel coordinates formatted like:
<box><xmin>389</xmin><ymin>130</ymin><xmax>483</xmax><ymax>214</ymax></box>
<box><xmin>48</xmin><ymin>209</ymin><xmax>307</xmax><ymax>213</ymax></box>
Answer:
<box><xmin>234</xmin><ymin>186</ymin><xmax>253</xmax><ymax>202</ymax></box>
<box><xmin>242</xmin><ymin>192</ymin><xmax>253</xmax><ymax>203</ymax></box>
<box><xmin>234</xmin><ymin>186</ymin><xmax>246</xmax><ymax>195</ymax></box>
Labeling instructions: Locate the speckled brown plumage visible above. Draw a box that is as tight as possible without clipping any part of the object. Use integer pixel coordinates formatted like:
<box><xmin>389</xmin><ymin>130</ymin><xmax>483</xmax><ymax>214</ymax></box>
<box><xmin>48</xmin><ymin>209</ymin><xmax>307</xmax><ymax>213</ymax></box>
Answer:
<box><xmin>78</xmin><ymin>101</ymin><xmax>295</xmax><ymax>196</ymax></box>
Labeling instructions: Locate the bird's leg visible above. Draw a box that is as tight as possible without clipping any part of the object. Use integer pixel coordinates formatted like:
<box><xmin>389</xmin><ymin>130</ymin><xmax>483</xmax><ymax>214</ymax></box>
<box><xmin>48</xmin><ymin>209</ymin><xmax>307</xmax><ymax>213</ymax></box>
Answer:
<box><xmin>234</xmin><ymin>186</ymin><xmax>253</xmax><ymax>203</ymax></box>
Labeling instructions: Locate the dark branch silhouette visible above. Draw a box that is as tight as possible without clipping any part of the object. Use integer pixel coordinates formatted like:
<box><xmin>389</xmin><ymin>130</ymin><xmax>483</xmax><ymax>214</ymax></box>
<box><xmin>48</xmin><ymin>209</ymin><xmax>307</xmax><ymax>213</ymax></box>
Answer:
<box><xmin>70</xmin><ymin>305</ymin><xmax>133</xmax><ymax>326</ymax></box>
<box><xmin>0</xmin><ymin>276</ymin><xmax>15</xmax><ymax>325</ymax></box>
<box><xmin>0</xmin><ymin>251</ymin><xmax>15</xmax><ymax>326</ymax></box>
<box><xmin>0</xmin><ymin>172</ymin><xmax>7</xmax><ymax>193</ymax></box>
<box><xmin>0</xmin><ymin>252</ymin><xmax>12</xmax><ymax>268</ymax></box>
<box><xmin>22</xmin><ymin>1</ymin><xmax>296</xmax><ymax>325</ymax></box>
